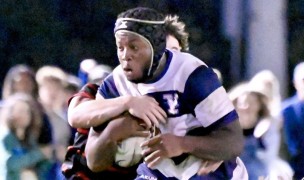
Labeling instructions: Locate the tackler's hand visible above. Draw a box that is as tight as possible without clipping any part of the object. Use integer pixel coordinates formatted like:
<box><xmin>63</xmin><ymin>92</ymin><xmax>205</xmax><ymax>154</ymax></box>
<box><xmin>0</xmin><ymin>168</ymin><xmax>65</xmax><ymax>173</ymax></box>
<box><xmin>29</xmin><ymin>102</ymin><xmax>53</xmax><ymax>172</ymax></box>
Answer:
<box><xmin>140</xmin><ymin>133</ymin><xmax>184</xmax><ymax>168</ymax></box>
<box><xmin>104</xmin><ymin>113</ymin><xmax>150</xmax><ymax>142</ymax></box>
<box><xmin>126</xmin><ymin>96</ymin><xmax>167</xmax><ymax>129</ymax></box>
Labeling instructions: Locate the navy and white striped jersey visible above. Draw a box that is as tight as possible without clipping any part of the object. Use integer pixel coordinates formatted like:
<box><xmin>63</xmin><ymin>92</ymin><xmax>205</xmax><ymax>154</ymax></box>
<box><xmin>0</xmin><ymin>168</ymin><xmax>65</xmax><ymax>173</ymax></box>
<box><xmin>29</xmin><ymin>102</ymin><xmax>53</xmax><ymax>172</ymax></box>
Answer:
<box><xmin>98</xmin><ymin>50</ymin><xmax>248</xmax><ymax>179</ymax></box>
<box><xmin>100</xmin><ymin>50</ymin><xmax>237</xmax><ymax>135</ymax></box>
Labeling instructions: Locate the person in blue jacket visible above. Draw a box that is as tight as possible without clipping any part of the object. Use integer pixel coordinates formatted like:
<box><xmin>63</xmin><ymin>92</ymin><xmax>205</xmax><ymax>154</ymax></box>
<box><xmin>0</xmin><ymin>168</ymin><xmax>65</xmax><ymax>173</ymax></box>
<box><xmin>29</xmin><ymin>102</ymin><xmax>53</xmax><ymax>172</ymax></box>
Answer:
<box><xmin>281</xmin><ymin>62</ymin><xmax>304</xmax><ymax>179</ymax></box>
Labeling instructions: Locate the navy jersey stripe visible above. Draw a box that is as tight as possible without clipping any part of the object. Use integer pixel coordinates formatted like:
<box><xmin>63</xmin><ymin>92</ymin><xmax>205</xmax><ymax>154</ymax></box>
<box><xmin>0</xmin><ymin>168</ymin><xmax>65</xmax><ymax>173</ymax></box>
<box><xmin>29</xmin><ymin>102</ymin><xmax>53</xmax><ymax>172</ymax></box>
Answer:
<box><xmin>99</xmin><ymin>74</ymin><xmax>120</xmax><ymax>99</ymax></box>
<box><xmin>182</xmin><ymin>65</ymin><xmax>222</xmax><ymax>113</ymax></box>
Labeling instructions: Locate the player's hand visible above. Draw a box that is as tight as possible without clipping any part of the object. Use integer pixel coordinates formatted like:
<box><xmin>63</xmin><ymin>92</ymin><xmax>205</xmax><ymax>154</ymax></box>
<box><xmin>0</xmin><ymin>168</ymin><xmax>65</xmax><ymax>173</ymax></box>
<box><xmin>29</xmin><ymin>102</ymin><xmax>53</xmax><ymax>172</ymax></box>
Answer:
<box><xmin>197</xmin><ymin>160</ymin><xmax>223</xmax><ymax>175</ymax></box>
<box><xmin>106</xmin><ymin>113</ymin><xmax>150</xmax><ymax>142</ymax></box>
<box><xmin>140</xmin><ymin>133</ymin><xmax>184</xmax><ymax>168</ymax></box>
<box><xmin>126</xmin><ymin>96</ymin><xmax>167</xmax><ymax>129</ymax></box>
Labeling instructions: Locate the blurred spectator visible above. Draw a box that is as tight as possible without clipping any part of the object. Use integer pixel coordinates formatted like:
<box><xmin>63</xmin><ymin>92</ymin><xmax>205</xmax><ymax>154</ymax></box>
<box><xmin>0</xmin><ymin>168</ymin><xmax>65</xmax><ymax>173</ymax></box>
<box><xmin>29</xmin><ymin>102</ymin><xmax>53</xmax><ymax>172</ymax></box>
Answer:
<box><xmin>78</xmin><ymin>59</ymin><xmax>98</xmax><ymax>86</ymax></box>
<box><xmin>229</xmin><ymin>79</ymin><xmax>294</xmax><ymax>179</ymax></box>
<box><xmin>229</xmin><ymin>82</ymin><xmax>270</xmax><ymax>179</ymax></box>
<box><xmin>229</xmin><ymin>81</ymin><xmax>294</xmax><ymax>180</ymax></box>
<box><xmin>36</xmin><ymin>65</ymin><xmax>68</xmax><ymax>115</ymax></box>
<box><xmin>36</xmin><ymin>65</ymin><xmax>73</xmax><ymax>178</ymax></box>
<box><xmin>77</xmin><ymin>58</ymin><xmax>113</xmax><ymax>86</ymax></box>
<box><xmin>0</xmin><ymin>64</ymin><xmax>55</xmax><ymax>173</ymax></box>
<box><xmin>0</xmin><ymin>93</ymin><xmax>53</xmax><ymax>179</ymax></box>
<box><xmin>248</xmin><ymin>70</ymin><xmax>293</xmax><ymax>179</ymax></box>
<box><xmin>281</xmin><ymin>62</ymin><xmax>304</xmax><ymax>179</ymax></box>
<box><xmin>2</xmin><ymin>64</ymin><xmax>39</xmax><ymax>100</ymax></box>
<box><xmin>87</xmin><ymin>64</ymin><xmax>112</xmax><ymax>85</ymax></box>
<box><xmin>249</xmin><ymin>70</ymin><xmax>282</xmax><ymax>155</ymax></box>
<box><xmin>250</xmin><ymin>70</ymin><xmax>282</xmax><ymax>116</ymax></box>
<box><xmin>281</xmin><ymin>62</ymin><xmax>304</xmax><ymax>109</ymax></box>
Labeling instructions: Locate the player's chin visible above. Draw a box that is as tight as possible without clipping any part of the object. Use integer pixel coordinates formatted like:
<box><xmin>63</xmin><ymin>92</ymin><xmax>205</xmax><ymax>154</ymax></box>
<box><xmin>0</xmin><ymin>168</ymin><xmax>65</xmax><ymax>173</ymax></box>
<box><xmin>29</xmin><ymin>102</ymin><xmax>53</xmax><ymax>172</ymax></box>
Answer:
<box><xmin>126</xmin><ymin>75</ymin><xmax>144</xmax><ymax>83</ymax></box>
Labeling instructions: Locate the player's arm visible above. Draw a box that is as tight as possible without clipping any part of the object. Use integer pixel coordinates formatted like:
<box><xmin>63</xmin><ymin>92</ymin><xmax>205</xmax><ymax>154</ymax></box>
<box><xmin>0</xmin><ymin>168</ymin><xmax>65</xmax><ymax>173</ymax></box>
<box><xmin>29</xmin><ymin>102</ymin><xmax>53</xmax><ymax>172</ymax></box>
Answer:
<box><xmin>84</xmin><ymin>126</ymin><xmax>117</xmax><ymax>172</ymax></box>
<box><xmin>67</xmin><ymin>83</ymin><xmax>102</xmax><ymax>128</ymax></box>
<box><xmin>68</xmin><ymin>93</ymin><xmax>130</xmax><ymax>128</ymax></box>
<box><xmin>142</xmin><ymin>119</ymin><xmax>243</xmax><ymax>168</ymax></box>
<box><xmin>67</xmin><ymin>83</ymin><xmax>131</xmax><ymax>129</ymax></box>
<box><xmin>69</xmin><ymin>81</ymin><xmax>167</xmax><ymax>129</ymax></box>
<box><xmin>181</xmin><ymin>119</ymin><xmax>243</xmax><ymax>160</ymax></box>
<box><xmin>85</xmin><ymin>113</ymin><xmax>149</xmax><ymax>172</ymax></box>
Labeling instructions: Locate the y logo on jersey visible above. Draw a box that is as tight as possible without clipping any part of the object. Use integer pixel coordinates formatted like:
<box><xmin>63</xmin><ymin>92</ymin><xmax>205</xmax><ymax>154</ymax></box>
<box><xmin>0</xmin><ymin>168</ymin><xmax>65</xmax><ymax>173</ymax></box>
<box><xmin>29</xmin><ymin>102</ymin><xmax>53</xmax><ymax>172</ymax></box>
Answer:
<box><xmin>163</xmin><ymin>93</ymin><xmax>179</xmax><ymax>115</ymax></box>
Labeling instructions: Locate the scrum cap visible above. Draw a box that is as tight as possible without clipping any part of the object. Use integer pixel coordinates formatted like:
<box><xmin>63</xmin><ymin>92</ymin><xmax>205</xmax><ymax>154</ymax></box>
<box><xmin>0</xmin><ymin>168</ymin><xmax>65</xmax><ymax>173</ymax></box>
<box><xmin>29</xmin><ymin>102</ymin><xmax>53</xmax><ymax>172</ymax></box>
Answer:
<box><xmin>114</xmin><ymin>7</ymin><xmax>166</xmax><ymax>77</ymax></box>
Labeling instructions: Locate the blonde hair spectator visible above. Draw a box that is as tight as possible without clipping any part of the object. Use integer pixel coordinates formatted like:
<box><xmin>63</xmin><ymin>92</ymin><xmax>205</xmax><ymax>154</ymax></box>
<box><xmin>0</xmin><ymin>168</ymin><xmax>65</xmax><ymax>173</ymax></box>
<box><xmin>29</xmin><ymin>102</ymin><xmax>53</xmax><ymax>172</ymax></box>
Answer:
<box><xmin>249</xmin><ymin>70</ymin><xmax>281</xmax><ymax>117</ymax></box>
<box><xmin>35</xmin><ymin>65</ymin><xmax>67</xmax><ymax>87</ymax></box>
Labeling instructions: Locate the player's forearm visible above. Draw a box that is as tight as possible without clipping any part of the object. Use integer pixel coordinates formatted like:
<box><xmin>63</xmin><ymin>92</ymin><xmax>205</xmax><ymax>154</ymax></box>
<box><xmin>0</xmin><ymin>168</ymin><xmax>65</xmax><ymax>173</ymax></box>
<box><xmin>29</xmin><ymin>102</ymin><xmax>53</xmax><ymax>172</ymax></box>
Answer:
<box><xmin>68</xmin><ymin>96</ymin><xmax>96</xmax><ymax>128</ymax></box>
<box><xmin>85</xmin><ymin>128</ymin><xmax>117</xmax><ymax>172</ymax></box>
<box><xmin>68</xmin><ymin>96</ymin><xmax>130</xmax><ymax>128</ymax></box>
<box><xmin>181</xmin><ymin>120</ymin><xmax>244</xmax><ymax>161</ymax></box>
